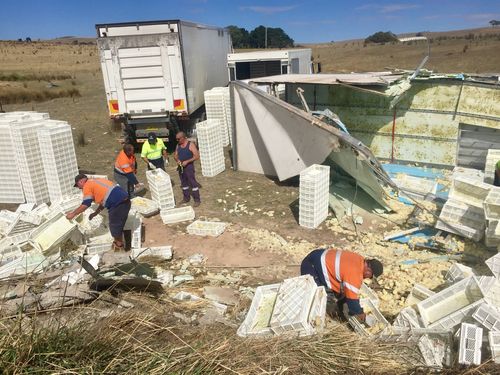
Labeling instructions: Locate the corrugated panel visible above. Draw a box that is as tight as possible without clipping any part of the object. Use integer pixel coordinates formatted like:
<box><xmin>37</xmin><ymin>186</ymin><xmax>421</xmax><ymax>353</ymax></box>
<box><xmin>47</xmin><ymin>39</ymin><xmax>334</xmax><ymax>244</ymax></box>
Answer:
<box><xmin>457</xmin><ymin>123</ymin><xmax>500</xmax><ymax>169</ymax></box>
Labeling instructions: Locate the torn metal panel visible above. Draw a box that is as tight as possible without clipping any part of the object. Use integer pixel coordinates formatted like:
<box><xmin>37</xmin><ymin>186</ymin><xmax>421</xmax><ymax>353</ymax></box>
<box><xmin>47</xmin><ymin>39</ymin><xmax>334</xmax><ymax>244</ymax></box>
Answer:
<box><xmin>249</xmin><ymin>72</ymin><xmax>405</xmax><ymax>87</ymax></box>
<box><xmin>231</xmin><ymin>81</ymin><xmax>394</xmax><ymax>208</ymax></box>
<box><xmin>263</xmin><ymin>77</ymin><xmax>500</xmax><ymax>168</ymax></box>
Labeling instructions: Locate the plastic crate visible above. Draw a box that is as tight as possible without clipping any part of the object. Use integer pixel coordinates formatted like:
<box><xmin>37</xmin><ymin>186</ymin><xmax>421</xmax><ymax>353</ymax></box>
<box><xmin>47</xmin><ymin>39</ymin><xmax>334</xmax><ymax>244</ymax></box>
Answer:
<box><xmin>30</xmin><ymin>212</ymin><xmax>77</xmax><ymax>254</ymax></box>
<box><xmin>417</xmin><ymin>276</ymin><xmax>484</xmax><ymax>327</ymax></box>
<box><xmin>146</xmin><ymin>169</ymin><xmax>175</xmax><ymax>209</ymax></box>
<box><xmin>187</xmin><ymin>220</ymin><xmax>226</xmax><ymax>237</ymax></box>
<box><xmin>428</xmin><ymin>299</ymin><xmax>484</xmax><ymax>331</ymax></box>
<box><xmin>0</xmin><ymin>245</ymin><xmax>22</xmax><ymax>266</ymax></box>
<box><xmin>484</xmin><ymin>188</ymin><xmax>500</xmax><ymax>220</ymax></box>
<box><xmin>418</xmin><ymin>335</ymin><xmax>444</xmax><ymax>368</ymax></box>
<box><xmin>406</xmin><ymin>284</ymin><xmax>436</xmax><ymax>306</ymax></box>
<box><xmin>237</xmin><ymin>283</ymin><xmax>281</xmax><ymax>337</ymax></box>
<box><xmin>86</xmin><ymin>242</ymin><xmax>112</xmax><ymax>255</ymax></box>
<box><xmin>131</xmin><ymin>197</ymin><xmax>159</xmax><ymax>217</ymax></box>
<box><xmin>484</xmin><ymin>149</ymin><xmax>500</xmax><ymax>184</ymax></box>
<box><xmin>472</xmin><ymin>303</ymin><xmax>500</xmax><ymax>331</ymax></box>
<box><xmin>379</xmin><ymin>328</ymin><xmax>453</xmax><ymax>367</ymax></box>
<box><xmin>394</xmin><ymin>175</ymin><xmax>438</xmax><ymax>197</ymax></box>
<box><xmin>484</xmin><ymin>278</ymin><xmax>500</xmax><ymax>306</ymax></box>
<box><xmin>349</xmin><ymin>298</ymin><xmax>390</xmax><ymax>336</ymax></box>
<box><xmin>197</xmin><ymin>119</ymin><xmax>225</xmax><ymax>177</ymax></box>
<box><xmin>477</xmin><ymin>276</ymin><xmax>497</xmax><ymax>295</ymax></box>
<box><xmin>270</xmin><ymin>275</ymin><xmax>318</xmax><ymax>335</ymax></box>
<box><xmin>435</xmin><ymin>219</ymin><xmax>484</xmax><ymax>242</ymax></box>
<box><xmin>360</xmin><ymin>283</ymin><xmax>380</xmax><ymax>308</ymax></box>
<box><xmin>131</xmin><ymin>218</ymin><xmax>142</xmax><ymax>250</ymax></box>
<box><xmin>453</xmin><ymin>167</ymin><xmax>484</xmax><ymax>182</ymax></box>
<box><xmin>485</xmin><ymin>253</ymin><xmax>500</xmax><ymax>279</ymax></box>
<box><xmin>160</xmin><ymin>206</ymin><xmax>195</xmax><ymax>224</ymax></box>
<box><xmin>0</xmin><ymin>121</ymin><xmax>25</xmax><ymax>204</ymax></box>
<box><xmin>449</xmin><ymin>176</ymin><xmax>491</xmax><ymax>208</ymax></box>
<box><xmin>489</xmin><ymin>331</ymin><xmax>500</xmax><ymax>364</ymax></box>
<box><xmin>299</xmin><ymin>165</ymin><xmax>330</xmax><ymax>229</ymax></box>
<box><xmin>445</xmin><ymin>263</ymin><xmax>477</xmax><ymax>283</ymax></box>
<box><xmin>10</xmin><ymin>120</ymin><xmax>50</xmax><ymax>204</ymax></box>
<box><xmin>131</xmin><ymin>246</ymin><xmax>173</xmax><ymax>260</ymax></box>
<box><xmin>393</xmin><ymin>307</ymin><xmax>422</xmax><ymax>329</ymax></box>
<box><xmin>458</xmin><ymin>323</ymin><xmax>482</xmax><ymax>365</ymax></box>
<box><xmin>37</xmin><ymin>122</ymin><xmax>79</xmax><ymax>202</ymax></box>
<box><xmin>304</xmin><ymin>286</ymin><xmax>327</xmax><ymax>336</ymax></box>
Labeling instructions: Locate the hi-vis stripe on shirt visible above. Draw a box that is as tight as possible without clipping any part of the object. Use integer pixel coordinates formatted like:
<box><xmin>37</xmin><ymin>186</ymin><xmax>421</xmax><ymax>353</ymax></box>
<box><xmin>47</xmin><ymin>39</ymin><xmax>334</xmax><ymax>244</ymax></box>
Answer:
<box><xmin>320</xmin><ymin>250</ymin><xmax>332</xmax><ymax>289</ymax></box>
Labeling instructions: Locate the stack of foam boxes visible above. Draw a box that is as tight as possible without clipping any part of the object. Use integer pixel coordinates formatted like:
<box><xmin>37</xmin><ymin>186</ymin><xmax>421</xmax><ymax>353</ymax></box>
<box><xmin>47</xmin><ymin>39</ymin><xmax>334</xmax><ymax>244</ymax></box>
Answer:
<box><xmin>146</xmin><ymin>169</ymin><xmax>175</xmax><ymax>211</ymax></box>
<box><xmin>204</xmin><ymin>87</ymin><xmax>231</xmax><ymax>147</ymax></box>
<box><xmin>196</xmin><ymin>119</ymin><xmax>225</xmax><ymax>177</ymax></box>
<box><xmin>237</xmin><ymin>275</ymin><xmax>326</xmax><ymax>337</ymax></box>
<box><xmin>435</xmin><ymin>175</ymin><xmax>490</xmax><ymax>242</ymax></box>
<box><xmin>0</xmin><ymin>112</ymin><xmax>78</xmax><ymax>205</ymax></box>
<box><xmin>299</xmin><ymin>165</ymin><xmax>330</xmax><ymax>229</ymax></box>
<box><xmin>484</xmin><ymin>149</ymin><xmax>500</xmax><ymax>185</ymax></box>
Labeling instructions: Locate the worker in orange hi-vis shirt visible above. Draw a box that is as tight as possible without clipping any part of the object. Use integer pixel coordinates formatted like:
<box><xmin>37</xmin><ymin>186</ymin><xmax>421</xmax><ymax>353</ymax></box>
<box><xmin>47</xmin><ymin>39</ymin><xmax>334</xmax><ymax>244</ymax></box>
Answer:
<box><xmin>66</xmin><ymin>175</ymin><xmax>131</xmax><ymax>251</ymax></box>
<box><xmin>300</xmin><ymin>248</ymin><xmax>383</xmax><ymax>322</ymax></box>
<box><xmin>114</xmin><ymin>143</ymin><xmax>142</xmax><ymax>198</ymax></box>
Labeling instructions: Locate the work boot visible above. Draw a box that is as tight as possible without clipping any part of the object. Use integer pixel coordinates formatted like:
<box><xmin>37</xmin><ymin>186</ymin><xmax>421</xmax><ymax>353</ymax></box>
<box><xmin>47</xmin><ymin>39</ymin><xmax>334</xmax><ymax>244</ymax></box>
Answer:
<box><xmin>193</xmin><ymin>201</ymin><xmax>201</xmax><ymax>207</ymax></box>
<box><xmin>182</xmin><ymin>198</ymin><xmax>190</xmax><ymax>204</ymax></box>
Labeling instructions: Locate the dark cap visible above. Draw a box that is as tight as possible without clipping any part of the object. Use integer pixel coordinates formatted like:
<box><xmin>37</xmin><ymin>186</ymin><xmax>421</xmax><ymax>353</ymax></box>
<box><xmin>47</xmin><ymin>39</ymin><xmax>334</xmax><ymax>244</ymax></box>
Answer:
<box><xmin>367</xmin><ymin>259</ymin><xmax>383</xmax><ymax>278</ymax></box>
<box><xmin>73</xmin><ymin>173</ymin><xmax>88</xmax><ymax>187</ymax></box>
<box><xmin>148</xmin><ymin>132</ymin><xmax>157</xmax><ymax>143</ymax></box>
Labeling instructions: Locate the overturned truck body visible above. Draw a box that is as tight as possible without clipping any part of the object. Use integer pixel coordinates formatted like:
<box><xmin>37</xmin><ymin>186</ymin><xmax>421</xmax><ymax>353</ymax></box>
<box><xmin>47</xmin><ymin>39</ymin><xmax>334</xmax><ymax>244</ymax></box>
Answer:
<box><xmin>230</xmin><ymin>80</ymin><xmax>395</xmax><ymax>209</ymax></box>
<box><xmin>246</xmin><ymin>73</ymin><xmax>500</xmax><ymax>169</ymax></box>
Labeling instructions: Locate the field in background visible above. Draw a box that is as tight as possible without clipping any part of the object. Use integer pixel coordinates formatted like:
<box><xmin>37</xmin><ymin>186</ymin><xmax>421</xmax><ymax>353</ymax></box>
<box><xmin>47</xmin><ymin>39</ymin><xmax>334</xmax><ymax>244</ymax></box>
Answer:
<box><xmin>308</xmin><ymin>27</ymin><xmax>500</xmax><ymax>73</ymax></box>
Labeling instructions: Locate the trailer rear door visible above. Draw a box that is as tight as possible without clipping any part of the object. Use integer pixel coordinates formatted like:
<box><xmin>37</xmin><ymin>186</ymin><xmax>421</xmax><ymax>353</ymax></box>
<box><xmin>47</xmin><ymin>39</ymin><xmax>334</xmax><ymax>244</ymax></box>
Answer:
<box><xmin>97</xmin><ymin>33</ymin><xmax>187</xmax><ymax>116</ymax></box>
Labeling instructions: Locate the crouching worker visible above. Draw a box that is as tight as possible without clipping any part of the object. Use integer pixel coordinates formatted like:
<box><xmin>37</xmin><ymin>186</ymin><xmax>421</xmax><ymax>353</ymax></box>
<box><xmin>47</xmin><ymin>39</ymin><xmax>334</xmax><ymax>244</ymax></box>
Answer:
<box><xmin>66</xmin><ymin>174</ymin><xmax>131</xmax><ymax>251</ymax></box>
<box><xmin>300</xmin><ymin>248</ymin><xmax>383</xmax><ymax>322</ymax></box>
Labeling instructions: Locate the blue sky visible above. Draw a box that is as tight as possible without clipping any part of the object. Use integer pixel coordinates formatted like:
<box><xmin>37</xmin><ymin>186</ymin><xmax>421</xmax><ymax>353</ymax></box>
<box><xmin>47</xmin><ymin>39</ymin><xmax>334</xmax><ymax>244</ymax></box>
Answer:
<box><xmin>0</xmin><ymin>0</ymin><xmax>499</xmax><ymax>43</ymax></box>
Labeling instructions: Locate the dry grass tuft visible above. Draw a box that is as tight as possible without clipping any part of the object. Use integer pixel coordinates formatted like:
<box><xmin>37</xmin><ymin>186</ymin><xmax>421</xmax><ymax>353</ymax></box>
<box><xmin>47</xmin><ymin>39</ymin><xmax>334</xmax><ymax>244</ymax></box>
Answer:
<box><xmin>0</xmin><ymin>87</ymin><xmax>81</xmax><ymax>104</ymax></box>
<box><xmin>0</xmin><ymin>294</ymin><xmax>414</xmax><ymax>375</ymax></box>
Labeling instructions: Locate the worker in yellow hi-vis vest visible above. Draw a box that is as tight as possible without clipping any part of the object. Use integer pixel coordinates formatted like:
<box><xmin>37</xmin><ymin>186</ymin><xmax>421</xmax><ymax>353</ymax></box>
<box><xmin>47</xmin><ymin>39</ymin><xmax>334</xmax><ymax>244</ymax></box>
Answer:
<box><xmin>141</xmin><ymin>132</ymin><xmax>168</xmax><ymax>171</ymax></box>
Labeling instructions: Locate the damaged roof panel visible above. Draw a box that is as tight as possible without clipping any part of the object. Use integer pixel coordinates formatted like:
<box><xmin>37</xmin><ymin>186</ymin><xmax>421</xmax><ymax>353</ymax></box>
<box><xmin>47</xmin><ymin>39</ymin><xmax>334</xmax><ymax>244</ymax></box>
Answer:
<box><xmin>230</xmin><ymin>81</ymin><xmax>394</xmax><ymax>208</ymax></box>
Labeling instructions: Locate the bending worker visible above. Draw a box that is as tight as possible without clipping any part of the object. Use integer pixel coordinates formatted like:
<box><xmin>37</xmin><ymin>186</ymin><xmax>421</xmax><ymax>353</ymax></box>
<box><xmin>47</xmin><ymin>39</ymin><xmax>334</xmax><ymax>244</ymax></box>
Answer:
<box><xmin>300</xmin><ymin>248</ymin><xmax>383</xmax><ymax>321</ymax></box>
<box><xmin>66</xmin><ymin>174</ymin><xmax>131</xmax><ymax>251</ymax></box>
<box><xmin>114</xmin><ymin>144</ymin><xmax>140</xmax><ymax>198</ymax></box>
<box><xmin>173</xmin><ymin>131</ymin><xmax>201</xmax><ymax>206</ymax></box>
<box><xmin>141</xmin><ymin>132</ymin><xmax>168</xmax><ymax>170</ymax></box>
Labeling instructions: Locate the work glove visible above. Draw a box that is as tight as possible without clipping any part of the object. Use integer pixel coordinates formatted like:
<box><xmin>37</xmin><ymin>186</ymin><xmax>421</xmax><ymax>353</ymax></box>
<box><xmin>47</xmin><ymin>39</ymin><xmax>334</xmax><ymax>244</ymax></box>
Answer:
<box><xmin>148</xmin><ymin>162</ymin><xmax>156</xmax><ymax>170</ymax></box>
<box><xmin>88</xmin><ymin>212</ymin><xmax>98</xmax><ymax>221</ymax></box>
<box><xmin>177</xmin><ymin>162</ymin><xmax>184</xmax><ymax>173</ymax></box>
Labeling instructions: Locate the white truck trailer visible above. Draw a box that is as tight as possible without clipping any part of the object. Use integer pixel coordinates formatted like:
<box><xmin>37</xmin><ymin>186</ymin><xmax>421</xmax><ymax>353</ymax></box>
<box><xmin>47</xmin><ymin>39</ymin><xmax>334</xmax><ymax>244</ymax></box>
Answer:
<box><xmin>227</xmin><ymin>49</ymin><xmax>312</xmax><ymax>81</ymax></box>
<box><xmin>96</xmin><ymin>20</ymin><xmax>232</xmax><ymax>143</ymax></box>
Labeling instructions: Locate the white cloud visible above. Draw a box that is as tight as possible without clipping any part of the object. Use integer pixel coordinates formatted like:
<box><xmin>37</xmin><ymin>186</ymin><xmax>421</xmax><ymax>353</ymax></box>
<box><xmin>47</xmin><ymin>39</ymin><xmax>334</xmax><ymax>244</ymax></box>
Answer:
<box><xmin>356</xmin><ymin>3</ymin><xmax>419</xmax><ymax>14</ymax></box>
<box><xmin>381</xmin><ymin>4</ymin><xmax>419</xmax><ymax>13</ymax></box>
<box><xmin>240</xmin><ymin>5</ymin><xmax>298</xmax><ymax>15</ymax></box>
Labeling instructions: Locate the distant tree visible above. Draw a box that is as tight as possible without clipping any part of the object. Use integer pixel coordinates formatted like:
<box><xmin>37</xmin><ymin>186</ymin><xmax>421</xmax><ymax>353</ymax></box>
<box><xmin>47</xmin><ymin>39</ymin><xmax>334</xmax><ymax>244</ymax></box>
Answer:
<box><xmin>364</xmin><ymin>31</ymin><xmax>398</xmax><ymax>44</ymax></box>
<box><xmin>490</xmin><ymin>20</ymin><xmax>500</xmax><ymax>27</ymax></box>
<box><xmin>249</xmin><ymin>26</ymin><xmax>294</xmax><ymax>48</ymax></box>
<box><xmin>227</xmin><ymin>25</ymin><xmax>250</xmax><ymax>48</ymax></box>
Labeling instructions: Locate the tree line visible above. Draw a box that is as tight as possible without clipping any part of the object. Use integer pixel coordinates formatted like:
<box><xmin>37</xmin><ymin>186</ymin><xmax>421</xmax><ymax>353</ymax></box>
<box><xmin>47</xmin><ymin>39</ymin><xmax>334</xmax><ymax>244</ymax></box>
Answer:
<box><xmin>227</xmin><ymin>25</ymin><xmax>294</xmax><ymax>48</ymax></box>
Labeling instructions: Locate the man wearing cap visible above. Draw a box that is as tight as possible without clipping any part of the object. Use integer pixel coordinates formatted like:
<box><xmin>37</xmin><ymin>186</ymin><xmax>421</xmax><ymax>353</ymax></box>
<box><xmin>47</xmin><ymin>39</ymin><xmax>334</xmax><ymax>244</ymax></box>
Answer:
<box><xmin>141</xmin><ymin>132</ymin><xmax>168</xmax><ymax>171</ymax></box>
<box><xmin>66</xmin><ymin>174</ymin><xmax>131</xmax><ymax>251</ymax></box>
<box><xmin>300</xmin><ymin>248</ymin><xmax>383</xmax><ymax>322</ymax></box>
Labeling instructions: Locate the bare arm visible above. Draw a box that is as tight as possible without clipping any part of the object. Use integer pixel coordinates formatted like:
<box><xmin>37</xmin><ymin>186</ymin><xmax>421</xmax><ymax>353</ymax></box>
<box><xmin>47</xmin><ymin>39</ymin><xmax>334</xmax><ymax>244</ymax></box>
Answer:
<box><xmin>66</xmin><ymin>204</ymin><xmax>89</xmax><ymax>220</ymax></box>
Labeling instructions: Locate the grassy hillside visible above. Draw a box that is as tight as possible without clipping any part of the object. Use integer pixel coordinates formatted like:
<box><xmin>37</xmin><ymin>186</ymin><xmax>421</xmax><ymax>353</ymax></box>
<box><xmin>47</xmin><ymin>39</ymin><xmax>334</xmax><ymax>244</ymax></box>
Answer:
<box><xmin>308</xmin><ymin>27</ymin><xmax>500</xmax><ymax>74</ymax></box>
